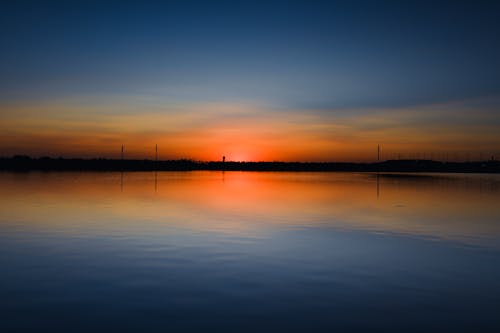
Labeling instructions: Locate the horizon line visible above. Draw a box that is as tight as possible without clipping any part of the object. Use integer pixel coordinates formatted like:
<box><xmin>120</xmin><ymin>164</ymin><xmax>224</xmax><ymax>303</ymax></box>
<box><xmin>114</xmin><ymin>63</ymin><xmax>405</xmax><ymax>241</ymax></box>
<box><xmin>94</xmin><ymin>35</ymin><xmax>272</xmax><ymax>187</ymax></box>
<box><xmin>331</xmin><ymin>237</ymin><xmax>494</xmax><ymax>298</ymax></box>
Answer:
<box><xmin>2</xmin><ymin>154</ymin><xmax>498</xmax><ymax>164</ymax></box>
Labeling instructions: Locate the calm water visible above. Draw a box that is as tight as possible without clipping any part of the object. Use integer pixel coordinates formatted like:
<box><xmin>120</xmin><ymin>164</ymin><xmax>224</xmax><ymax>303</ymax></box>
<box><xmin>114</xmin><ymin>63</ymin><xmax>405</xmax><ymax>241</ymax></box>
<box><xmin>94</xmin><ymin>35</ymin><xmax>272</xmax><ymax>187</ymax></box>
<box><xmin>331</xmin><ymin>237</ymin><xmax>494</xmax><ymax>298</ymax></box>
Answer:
<box><xmin>1</xmin><ymin>171</ymin><xmax>499</xmax><ymax>332</ymax></box>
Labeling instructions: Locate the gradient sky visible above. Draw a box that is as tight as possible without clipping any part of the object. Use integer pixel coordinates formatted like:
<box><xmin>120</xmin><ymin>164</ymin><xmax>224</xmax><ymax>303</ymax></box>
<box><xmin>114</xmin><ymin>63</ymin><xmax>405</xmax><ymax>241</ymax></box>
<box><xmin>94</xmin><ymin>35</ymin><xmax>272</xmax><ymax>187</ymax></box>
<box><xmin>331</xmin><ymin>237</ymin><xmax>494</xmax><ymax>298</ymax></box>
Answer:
<box><xmin>1</xmin><ymin>0</ymin><xmax>500</xmax><ymax>161</ymax></box>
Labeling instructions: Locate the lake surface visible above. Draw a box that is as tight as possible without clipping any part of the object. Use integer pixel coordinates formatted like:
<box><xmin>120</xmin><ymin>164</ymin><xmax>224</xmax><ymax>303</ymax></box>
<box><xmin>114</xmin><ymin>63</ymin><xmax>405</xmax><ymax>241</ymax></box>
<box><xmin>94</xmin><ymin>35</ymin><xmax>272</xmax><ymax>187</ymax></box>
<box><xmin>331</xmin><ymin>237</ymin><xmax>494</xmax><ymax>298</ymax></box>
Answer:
<box><xmin>1</xmin><ymin>171</ymin><xmax>499</xmax><ymax>332</ymax></box>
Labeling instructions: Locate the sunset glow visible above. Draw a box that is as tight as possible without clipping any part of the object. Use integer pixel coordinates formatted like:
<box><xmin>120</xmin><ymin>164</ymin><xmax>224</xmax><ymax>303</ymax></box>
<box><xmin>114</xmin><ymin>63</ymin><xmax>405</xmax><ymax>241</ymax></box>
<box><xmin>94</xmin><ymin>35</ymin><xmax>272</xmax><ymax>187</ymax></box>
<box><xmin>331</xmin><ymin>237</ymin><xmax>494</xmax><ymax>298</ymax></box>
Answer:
<box><xmin>2</xmin><ymin>99</ymin><xmax>499</xmax><ymax>161</ymax></box>
<box><xmin>1</xmin><ymin>2</ymin><xmax>500</xmax><ymax>332</ymax></box>
<box><xmin>1</xmin><ymin>1</ymin><xmax>499</xmax><ymax>161</ymax></box>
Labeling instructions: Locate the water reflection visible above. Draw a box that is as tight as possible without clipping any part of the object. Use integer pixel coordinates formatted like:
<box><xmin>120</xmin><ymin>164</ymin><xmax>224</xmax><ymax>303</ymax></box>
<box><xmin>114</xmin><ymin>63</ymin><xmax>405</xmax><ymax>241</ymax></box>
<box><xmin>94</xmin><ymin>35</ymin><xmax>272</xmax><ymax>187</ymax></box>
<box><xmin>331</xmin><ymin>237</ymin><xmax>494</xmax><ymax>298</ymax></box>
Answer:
<box><xmin>1</xmin><ymin>172</ymin><xmax>499</xmax><ymax>247</ymax></box>
<box><xmin>0</xmin><ymin>172</ymin><xmax>499</xmax><ymax>332</ymax></box>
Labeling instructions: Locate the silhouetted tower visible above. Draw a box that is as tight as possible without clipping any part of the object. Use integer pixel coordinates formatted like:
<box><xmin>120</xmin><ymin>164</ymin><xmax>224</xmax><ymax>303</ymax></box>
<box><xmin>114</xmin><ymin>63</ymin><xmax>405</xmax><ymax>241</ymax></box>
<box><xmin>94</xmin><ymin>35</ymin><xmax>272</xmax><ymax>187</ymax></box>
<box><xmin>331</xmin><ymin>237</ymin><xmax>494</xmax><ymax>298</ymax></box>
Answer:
<box><xmin>121</xmin><ymin>145</ymin><xmax>124</xmax><ymax>160</ymax></box>
<box><xmin>377</xmin><ymin>145</ymin><xmax>380</xmax><ymax>161</ymax></box>
<box><xmin>222</xmin><ymin>155</ymin><xmax>226</xmax><ymax>163</ymax></box>
<box><xmin>155</xmin><ymin>144</ymin><xmax>158</xmax><ymax>162</ymax></box>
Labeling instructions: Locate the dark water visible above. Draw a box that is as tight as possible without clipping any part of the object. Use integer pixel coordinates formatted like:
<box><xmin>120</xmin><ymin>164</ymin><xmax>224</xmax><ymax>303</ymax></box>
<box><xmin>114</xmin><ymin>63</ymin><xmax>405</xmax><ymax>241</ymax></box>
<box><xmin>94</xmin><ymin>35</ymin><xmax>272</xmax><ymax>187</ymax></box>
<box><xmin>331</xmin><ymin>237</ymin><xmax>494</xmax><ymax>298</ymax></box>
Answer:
<box><xmin>0</xmin><ymin>171</ymin><xmax>499</xmax><ymax>332</ymax></box>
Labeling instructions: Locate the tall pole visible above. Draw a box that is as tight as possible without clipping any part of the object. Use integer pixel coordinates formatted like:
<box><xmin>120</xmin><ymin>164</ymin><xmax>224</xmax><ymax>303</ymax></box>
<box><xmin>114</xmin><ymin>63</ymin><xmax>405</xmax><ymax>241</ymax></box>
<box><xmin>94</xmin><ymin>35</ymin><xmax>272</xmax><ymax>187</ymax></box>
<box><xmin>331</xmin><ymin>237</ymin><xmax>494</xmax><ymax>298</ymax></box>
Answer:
<box><xmin>377</xmin><ymin>144</ymin><xmax>380</xmax><ymax>162</ymax></box>
<box><xmin>121</xmin><ymin>145</ymin><xmax>124</xmax><ymax>160</ymax></box>
<box><xmin>155</xmin><ymin>144</ymin><xmax>158</xmax><ymax>162</ymax></box>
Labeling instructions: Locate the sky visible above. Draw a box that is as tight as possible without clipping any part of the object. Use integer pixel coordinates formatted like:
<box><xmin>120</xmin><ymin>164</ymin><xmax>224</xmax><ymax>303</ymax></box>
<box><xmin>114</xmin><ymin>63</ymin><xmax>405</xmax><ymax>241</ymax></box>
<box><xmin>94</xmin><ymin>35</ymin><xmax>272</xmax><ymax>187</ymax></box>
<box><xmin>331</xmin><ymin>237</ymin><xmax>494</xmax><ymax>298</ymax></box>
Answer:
<box><xmin>1</xmin><ymin>0</ymin><xmax>500</xmax><ymax>161</ymax></box>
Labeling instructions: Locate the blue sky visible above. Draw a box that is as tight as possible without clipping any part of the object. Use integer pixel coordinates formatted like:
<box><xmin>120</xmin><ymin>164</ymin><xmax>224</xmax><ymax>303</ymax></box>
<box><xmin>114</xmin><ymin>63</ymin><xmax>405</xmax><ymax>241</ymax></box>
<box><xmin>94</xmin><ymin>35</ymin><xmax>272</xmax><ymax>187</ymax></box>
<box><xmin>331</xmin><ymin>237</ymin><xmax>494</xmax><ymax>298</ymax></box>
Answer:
<box><xmin>2</xmin><ymin>1</ymin><xmax>499</xmax><ymax>108</ymax></box>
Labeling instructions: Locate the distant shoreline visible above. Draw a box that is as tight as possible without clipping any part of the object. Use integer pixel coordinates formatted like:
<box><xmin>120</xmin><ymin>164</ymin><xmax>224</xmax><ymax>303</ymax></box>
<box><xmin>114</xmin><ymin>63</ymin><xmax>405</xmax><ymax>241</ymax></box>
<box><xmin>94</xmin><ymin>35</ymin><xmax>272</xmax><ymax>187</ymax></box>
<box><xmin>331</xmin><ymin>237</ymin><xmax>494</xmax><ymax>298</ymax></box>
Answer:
<box><xmin>1</xmin><ymin>156</ymin><xmax>499</xmax><ymax>173</ymax></box>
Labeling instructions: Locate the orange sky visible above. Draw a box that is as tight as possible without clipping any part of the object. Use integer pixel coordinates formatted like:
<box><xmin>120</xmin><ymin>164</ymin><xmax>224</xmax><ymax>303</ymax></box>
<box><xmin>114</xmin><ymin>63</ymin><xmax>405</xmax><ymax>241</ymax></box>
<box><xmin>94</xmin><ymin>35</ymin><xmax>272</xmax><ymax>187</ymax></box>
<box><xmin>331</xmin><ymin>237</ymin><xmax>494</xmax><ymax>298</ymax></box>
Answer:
<box><xmin>1</xmin><ymin>98</ymin><xmax>499</xmax><ymax>162</ymax></box>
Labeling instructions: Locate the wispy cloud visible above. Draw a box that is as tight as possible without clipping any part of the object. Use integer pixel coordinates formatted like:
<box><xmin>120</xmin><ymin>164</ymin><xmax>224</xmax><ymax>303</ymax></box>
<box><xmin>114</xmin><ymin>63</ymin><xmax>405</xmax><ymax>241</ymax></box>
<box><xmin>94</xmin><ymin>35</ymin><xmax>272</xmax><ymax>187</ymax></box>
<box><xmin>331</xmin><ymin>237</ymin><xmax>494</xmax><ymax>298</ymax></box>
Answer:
<box><xmin>1</xmin><ymin>95</ymin><xmax>499</xmax><ymax>161</ymax></box>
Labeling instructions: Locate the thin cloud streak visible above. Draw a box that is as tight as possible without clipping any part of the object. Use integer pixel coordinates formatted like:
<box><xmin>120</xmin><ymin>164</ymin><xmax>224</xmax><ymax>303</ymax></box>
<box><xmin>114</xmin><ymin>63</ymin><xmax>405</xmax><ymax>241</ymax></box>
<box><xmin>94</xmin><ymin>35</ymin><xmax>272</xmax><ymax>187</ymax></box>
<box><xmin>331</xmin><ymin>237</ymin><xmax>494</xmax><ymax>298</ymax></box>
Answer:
<box><xmin>1</xmin><ymin>97</ymin><xmax>499</xmax><ymax>161</ymax></box>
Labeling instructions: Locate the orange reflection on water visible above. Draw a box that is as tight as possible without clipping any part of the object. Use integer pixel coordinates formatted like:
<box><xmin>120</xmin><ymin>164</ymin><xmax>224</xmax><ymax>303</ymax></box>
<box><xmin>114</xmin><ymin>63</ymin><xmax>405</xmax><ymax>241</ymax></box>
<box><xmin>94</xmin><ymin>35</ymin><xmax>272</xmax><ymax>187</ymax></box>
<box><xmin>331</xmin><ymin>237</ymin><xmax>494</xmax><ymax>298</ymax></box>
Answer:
<box><xmin>0</xmin><ymin>171</ymin><xmax>499</xmax><ymax>246</ymax></box>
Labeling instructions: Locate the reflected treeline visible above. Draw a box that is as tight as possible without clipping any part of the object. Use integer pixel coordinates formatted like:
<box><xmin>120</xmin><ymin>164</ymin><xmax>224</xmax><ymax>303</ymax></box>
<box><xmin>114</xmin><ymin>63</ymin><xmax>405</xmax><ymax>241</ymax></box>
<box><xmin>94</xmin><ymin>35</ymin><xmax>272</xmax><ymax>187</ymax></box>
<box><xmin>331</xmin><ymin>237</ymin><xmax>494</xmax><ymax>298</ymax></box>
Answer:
<box><xmin>1</xmin><ymin>156</ymin><xmax>500</xmax><ymax>173</ymax></box>
<box><xmin>371</xmin><ymin>173</ymin><xmax>500</xmax><ymax>194</ymax></box>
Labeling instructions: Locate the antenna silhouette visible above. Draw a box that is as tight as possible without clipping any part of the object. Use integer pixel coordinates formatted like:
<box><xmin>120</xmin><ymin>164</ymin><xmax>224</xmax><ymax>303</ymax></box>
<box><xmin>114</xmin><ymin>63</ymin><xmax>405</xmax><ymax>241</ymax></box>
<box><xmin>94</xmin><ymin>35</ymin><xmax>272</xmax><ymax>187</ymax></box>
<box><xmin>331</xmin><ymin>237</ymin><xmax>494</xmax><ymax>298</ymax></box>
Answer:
<box><xmin>377</xmin><ymin>144</ymin><xmax>380</xmax><ymax>161</ymax></box>
<box><xmin>155</xmin><ymin>144</ymin><xmax>158</xmax><ymax>162</ymax></box>
<box><xmin>121</xmin><ymin>145</ymin><xmax>124</xmax><ymax>160</ymax></box>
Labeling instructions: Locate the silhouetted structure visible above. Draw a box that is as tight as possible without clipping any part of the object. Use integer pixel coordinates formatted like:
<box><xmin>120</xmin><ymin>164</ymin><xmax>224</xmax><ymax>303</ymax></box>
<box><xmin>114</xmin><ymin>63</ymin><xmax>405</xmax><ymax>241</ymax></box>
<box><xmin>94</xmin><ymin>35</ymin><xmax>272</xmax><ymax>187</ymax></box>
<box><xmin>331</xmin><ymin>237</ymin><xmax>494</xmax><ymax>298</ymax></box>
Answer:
<box><xmin>1</xmin><ymin>156</ymin><xmax>499</xmax><ymax>173</ymax></box>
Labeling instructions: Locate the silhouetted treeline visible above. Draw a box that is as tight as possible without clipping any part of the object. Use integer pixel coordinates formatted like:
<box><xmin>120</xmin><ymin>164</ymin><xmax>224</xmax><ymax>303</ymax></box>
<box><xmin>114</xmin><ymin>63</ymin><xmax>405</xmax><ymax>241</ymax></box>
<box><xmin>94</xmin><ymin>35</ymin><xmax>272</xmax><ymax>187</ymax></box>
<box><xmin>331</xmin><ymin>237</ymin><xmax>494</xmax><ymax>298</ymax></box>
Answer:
<box><xmin>1</xmin><ymin>156</ymin><xmax>500</xmax><ymax>173</ymax></box>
